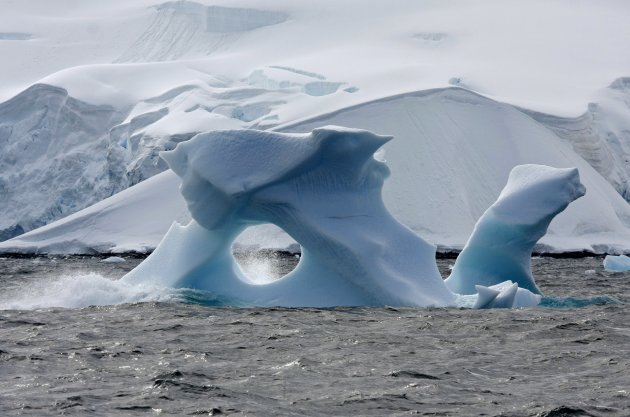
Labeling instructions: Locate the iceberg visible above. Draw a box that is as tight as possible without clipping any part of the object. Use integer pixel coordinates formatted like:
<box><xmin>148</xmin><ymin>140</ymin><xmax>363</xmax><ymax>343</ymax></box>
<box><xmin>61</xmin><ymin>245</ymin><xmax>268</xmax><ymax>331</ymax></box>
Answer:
<box><xmin>445</xmin><ymin>165</ymin><xmax>586</xmax><ymax>295</ymax></box>
<box><xmin>123</xmin><ymin>127</ymin><xmax>585</xmax><ymax>308</ymax></box>
<box><xmin>603</xmin><ymin>254</ymin><xmax>630</xmax><ymax>272</ymax></box>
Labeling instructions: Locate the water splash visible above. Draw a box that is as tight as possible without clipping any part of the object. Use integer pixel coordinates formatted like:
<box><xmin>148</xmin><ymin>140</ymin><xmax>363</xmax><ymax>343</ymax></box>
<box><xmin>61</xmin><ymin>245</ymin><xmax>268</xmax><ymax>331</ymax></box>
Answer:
<box><xmin>234</xmin><ymin>250</ymin><xmax>295</xmax><ymax>284</ymax></box>
<box><xmin>0</xmin><ymin>273</ymin><xmax>179</xmax><ymax>310</ymax></box>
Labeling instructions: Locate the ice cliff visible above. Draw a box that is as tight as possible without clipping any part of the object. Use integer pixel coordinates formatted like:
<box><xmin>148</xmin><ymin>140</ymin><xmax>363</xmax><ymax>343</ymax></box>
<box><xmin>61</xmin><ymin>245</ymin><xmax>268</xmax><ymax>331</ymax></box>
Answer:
<box><xmin>0</xmin><ymin>84</ymin><xmax>126</xmax><ymax>240</ymax></box>
<box><xmin>123</xmin><ymin>127</ymin><xmax>585</xmax><ymax>308</ymax></box>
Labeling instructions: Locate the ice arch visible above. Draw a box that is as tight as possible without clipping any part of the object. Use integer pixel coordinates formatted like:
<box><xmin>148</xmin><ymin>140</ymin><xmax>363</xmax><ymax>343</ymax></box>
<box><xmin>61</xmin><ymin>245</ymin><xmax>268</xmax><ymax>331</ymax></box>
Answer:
<box><xmin>231</xmin><ymin>225</ymin><xmax>301</xmax><ymax>284</ymax></box>
<box><xmin>123</xmin><ymin>127</ymin><xmax>454</xmax><ymax>306</ymax></box>
<box><xmin>123</xmin><ymin>126</ymin><xmax>585</xmax><ymax>308</ymax></box>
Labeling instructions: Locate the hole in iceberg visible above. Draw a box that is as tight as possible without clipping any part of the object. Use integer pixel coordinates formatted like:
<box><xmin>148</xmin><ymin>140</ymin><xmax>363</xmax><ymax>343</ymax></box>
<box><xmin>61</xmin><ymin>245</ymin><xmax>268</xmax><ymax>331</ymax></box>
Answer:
<box><xmin>231</xmin><ymin>224</ymin><xmax>301</xmax><ymax>284</ymax></box>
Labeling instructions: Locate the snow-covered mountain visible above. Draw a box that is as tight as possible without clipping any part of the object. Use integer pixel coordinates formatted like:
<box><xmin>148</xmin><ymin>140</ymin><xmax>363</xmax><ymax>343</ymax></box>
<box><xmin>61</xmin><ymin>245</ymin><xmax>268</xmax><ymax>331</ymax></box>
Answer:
<box><xmin>6</xmin><ymin>88</ymin><xmax>630</xmax><ymax>255</ymax></box>
<box><xmin>1</xmin><ymin>0</ymin><xmax>630</xmax><ymax>253</ymax></box>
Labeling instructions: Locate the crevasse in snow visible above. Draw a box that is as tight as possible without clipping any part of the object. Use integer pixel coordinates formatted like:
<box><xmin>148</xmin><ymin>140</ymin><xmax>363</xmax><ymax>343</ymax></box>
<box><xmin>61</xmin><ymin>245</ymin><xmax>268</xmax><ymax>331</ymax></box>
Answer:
<box><xmin>123</xmin><ymin>127</ymin><xmax>585</xmax><ymax>308</ymax></box>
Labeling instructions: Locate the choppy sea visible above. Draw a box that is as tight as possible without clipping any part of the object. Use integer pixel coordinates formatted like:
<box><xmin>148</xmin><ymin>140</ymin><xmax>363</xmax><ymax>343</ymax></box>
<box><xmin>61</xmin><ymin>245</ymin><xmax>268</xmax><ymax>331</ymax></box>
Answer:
<box><xmin>0</xmin><ymin>255</ymin><xmax>628</xmax><ymax>416</ymax></box>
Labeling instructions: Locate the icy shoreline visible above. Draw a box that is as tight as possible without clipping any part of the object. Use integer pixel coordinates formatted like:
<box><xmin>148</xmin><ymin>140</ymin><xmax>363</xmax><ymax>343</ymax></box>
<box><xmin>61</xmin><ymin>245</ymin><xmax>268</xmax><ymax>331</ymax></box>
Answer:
<box><xmin>0</xmin><ymin>247</ymin><xmax>618</xmax><ymax>259</ymax></box>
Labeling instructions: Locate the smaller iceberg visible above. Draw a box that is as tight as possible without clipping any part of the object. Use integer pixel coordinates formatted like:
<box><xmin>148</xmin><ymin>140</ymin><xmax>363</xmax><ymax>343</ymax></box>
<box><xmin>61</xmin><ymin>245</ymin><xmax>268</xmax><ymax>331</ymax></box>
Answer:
<box><xmin>123</xmin><ymin>126</ymin><xmax>586</xmax><ymax>308</ymax></box>
<box><xmin>471</xmin><ymin>281</ymin><xmax>544</xmax><ymax>309</ymax></box>
<box><xmin>100</xmin><ymin>256</ymin><xmax>126</xmax><ymax>264</ymax></box>
<box><xmin>445</xmin><ymin>165</ymin><xmax>586</xmax><ymax>296</ymax></box>
<box><xmin>603</xmin><ymin>254</ymin><xmax>630</xmax><ymax>272</ymax></box>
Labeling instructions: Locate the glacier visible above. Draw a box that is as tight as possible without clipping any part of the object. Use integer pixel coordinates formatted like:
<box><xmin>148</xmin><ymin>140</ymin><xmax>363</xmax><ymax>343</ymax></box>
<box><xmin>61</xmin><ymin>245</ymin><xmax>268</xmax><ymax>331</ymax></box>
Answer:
<box><xmin>4</xmin><ymin>88</ymin><xmax>630</xmax><ymax>256</ymax></box>
<box><xmin>2</xmin><ymin>0</ymin><xmax>630</xmax><ymax>249</ymax></box>
<box><xmin>0</xmin><ymin>84</ymin><xmax>126</xmax><ymax>240</ymax></box>
<box><xmin>123</xmin><ymin>127</ymin><xmax>585</xmax><ymax>308</ymax></box>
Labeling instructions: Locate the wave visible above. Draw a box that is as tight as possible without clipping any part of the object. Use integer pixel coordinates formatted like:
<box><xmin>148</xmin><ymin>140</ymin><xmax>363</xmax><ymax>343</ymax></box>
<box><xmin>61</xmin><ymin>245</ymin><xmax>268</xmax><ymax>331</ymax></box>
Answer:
<box><xmin>0</xmin><ymin>272</ymin><xmax>621</xmax><ymax>310</ymax></box>
<box><xmin>539</xmin><ymin>295</ymin><xmax>621</xmax><ymax>308</ymax></box>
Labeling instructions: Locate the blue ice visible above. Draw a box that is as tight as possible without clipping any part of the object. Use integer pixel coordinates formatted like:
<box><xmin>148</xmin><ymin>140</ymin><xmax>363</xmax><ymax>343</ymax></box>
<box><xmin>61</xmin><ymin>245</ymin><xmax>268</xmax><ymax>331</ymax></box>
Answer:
<box><xmin>123</xmin><ymin>127</ymin><xmax>585</xmax><ymax>308</ymax></box>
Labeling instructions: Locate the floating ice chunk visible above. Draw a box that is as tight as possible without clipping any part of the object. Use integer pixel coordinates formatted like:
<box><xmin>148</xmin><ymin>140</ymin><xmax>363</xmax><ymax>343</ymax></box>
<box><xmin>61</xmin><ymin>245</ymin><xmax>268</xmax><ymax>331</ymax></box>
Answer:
<box><xmin>475</xmin><ymin>282</ymin><xmax>511</xmax><ymax>308</ymax></box>
<box><xmin>603</xmin><ymin>254</ymin><xmax>630</xmax><ymax>272</ymax></box>
<box><xmin>472</xmin><ymin>285</ymin><xmax>501</xmax><ymax>309</ymax></box>
<box><xmin>471</xmin><ymin>281</ymin><xmax>542</xmax><ymax>309</ymax></box>
<box><xmin>100</xmin><ymin>256</ymin><xmax>126</xmax><ymax>264</ymax></box>
<box><xmin>446</xmin><ymin>165</ymin><xmax>586</xmax><ymax>295</ymax></box>
<box><xmin>512</xmin><ymin>285</ymin><xmax>544</xmax><ymax>308</ymax></box>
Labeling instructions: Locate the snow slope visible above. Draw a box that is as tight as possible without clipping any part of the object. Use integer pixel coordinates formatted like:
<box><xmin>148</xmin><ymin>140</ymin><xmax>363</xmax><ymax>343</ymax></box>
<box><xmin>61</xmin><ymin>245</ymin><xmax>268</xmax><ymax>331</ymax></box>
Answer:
<box><xmin>1</xmin><ymin>0</ymin><xmax>630</xmax><ymax>251</ymax></box>
<box><xmin>283</xmin><ymin>89</ymin><xmax>630</xmax><ymax>253</ymax></box>
<box><xmin>4</xmin><ymin>89</ymin><xmax>630</xmax><ymax>255</ymax></box>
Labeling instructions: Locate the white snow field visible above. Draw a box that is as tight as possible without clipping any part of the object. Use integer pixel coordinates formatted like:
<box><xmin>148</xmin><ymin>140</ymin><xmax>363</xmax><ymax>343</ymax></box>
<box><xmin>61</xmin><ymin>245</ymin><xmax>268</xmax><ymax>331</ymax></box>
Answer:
<box><xmin>1</xmin><ymin>0</ymin><xmax>630</xmax><ymax>253</ymax></box>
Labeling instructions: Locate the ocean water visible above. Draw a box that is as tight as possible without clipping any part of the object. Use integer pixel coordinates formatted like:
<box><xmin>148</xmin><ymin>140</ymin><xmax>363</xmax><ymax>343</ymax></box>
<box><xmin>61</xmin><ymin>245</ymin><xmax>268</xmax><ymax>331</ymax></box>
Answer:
<box><xmin>0</xmin><ymin>255</ymin><xmax>628</xmax><ymax>416</ymax></box>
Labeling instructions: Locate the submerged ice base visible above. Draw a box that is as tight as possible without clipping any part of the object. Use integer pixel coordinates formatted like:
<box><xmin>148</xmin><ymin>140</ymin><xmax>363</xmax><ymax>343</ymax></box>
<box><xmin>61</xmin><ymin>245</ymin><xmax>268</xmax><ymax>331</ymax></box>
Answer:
<box><xmin>123</xmin><ymin>127</ymin><xmax>585</xmax><ymax>308</ymax></box>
